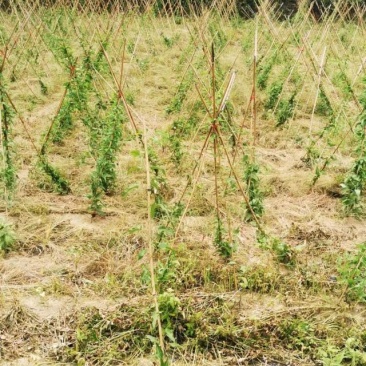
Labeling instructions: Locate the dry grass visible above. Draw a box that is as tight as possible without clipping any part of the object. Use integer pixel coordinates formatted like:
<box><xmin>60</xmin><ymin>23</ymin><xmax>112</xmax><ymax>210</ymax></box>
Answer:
<box><xmin>1</xmin><ymin>1</ymin><xmax>366</xmax><ymax>365</ymax></box>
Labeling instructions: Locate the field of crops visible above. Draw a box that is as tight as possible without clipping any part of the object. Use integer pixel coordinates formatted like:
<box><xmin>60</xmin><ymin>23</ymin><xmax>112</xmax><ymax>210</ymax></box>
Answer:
<box><xmin>1</xmin><ymin>1</ymin><xmax>366</xmax><ymax>365</ymax></box>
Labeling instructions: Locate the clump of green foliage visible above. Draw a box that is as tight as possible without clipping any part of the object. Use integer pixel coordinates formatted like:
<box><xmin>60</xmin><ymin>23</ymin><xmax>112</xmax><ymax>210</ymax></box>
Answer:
<box><xmin>341</xmin><ymin>156</ymin><xmax>366</xmax><ymax>216</ymax></box>
<box><xmin>303</xmin><ymin>143</ymin><xmax>321</xmax><ymax>168</ymax></box>
<box><xmin>338</xmin><ymin>242</ymin><xmax>366</xmax><ymax>303</ymax></box>
<box><xmin>161</xmin><ymin>33</ymin><xmax>174</xmax><ymax>48</ymax></box>
<box><xmin>333</xmin><ymin>69</ymin><xmax>354</xmax><ymax>101</ymax></box>
<box><xmin>315</xmin><ymin>88</ymin><xmax>334</xmax><ymax>117</ymax></box>
<box><xmin>44</xmin><ymin>28</ymin><xmax>107</xmax><ymax>144</ymax></box>
<box><xmin>148</xmin><ymin>148</ymin><xmax>170</xmax><ymax>220</ymax></box>
<box><xmin>208</xmin><ymin>19</ymin><xmax>227</xmax><ymax>51</ymax></box>
<box><xmin>276</xmin><ymin>93</ymin><xmax>296</xmax><ymax>126</ymax></box>
<box><xmin>42</xmin><ymin>36</ymin><xmax>78</xmax><ymax>143</ymax></box>
<box><xmin>341</xmin><ymin>86</ymin><xmax>366</xmax><ymax>216</ymax></box>
<box><xmin>156</xmin><ymin>291</ymin><xmax>182</xmax><ymax>343</ymax></box>
<box><xmin>214</xmin><ymin>217</ymin><xmax>235</xmax><ymax>258</ymax></box>
<box><xmin>86</xmin><ymin>99</ymin><xmax>126</xmax><ymax>215</ymax></box>
<box><xmin>257</xmin><ymin>53</ymin><xmax>277</xmax><ymax>90</ymax></box>
<box><xmin>166</xmin><ymin>71</ymin><xmax>194</xmax><ymax>115</ymax></box>
<box><xmin>38</xmin><ymin>158</ymin><xmax>71</xmax><ymax>195</ymax></box>
<box><xmin>168</xmin><ymin>118</ymin><xmax>185</xmax><ymax>166</ymax></box>
<box><xmin>258</xmin><ymin>233</ymin><xmax>295</xmax><ymax>266</ymax></box>
<box><xmin>50</xmin><ymin>53</ymin><xmax>100</xmax><ymax>144</ymax></box>
<box><xmin>265</xmin><ymin>80</ymin><xmax>283</xmax><ymax>111</ymax></box>
<box><xmin>168</xmin><ymin>115</ymin><xmax>198</xmax><ymax>166</ymax></box>
<box><xmin>39</xmin><ymin>79</ymin><xmax>48</xmax><ymax>95</ymax></box>
<box><xmin>319</xmin><ymin>337</ymin><xmax>366</xmax><ymax>365</ymax></box>
<box><xmin>94</xmin><ymin>101</ymin><xmax>125</xmax><ymax>195</ymax></box>
<box><xmin>0</xmin><ymin>73</ymin><xmax>16</xmax><ymax>199</ymax></box>
<box><xmin>0</xmin><ymin>219</ymin><xmax>15</xmax><ymax>254</ymax></box>
<box><xmin>243</xmin><ymin>153</ymin><xmax>264</xmax><ymax>221</ymax></box>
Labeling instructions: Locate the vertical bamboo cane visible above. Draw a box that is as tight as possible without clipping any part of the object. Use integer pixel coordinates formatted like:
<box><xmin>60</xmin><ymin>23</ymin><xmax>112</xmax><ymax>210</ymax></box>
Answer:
<box><xmin>310</xmin><ymin>46</ymin><xmax>327</xmax><ymax>134</ymax></box>
<box><xmin>252</xmin><ymin>18</ymin><xmax>258</xmax><ymax>151</ymax></box>
<box><xmin>142</xmin><ymin>120</ymin><xmax>164</xmax><ymax>353</ymax></box>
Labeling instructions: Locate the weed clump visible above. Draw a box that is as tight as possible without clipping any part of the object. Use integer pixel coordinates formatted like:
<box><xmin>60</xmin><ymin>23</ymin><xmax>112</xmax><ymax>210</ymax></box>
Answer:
<box><xmin>0</xmin><ymin>72</ymin><xmax>16</xmax><ymax>199</ymax></box>
<box><xmin>214</xmin><ymin>217</ymin><xmax>235</xmax><ymax>258</ymax></box>
<box><xmin>38</xmin><ymin>159</ymin><xmax>71</xmax><ymax>195</ymax></box>
<box><xmin>166</xmin><ymin>71</ymin><xmax>193</xmax><ymax>115</ymax></box>
<box><xmin>338</xmin><ymin>242</ymin><xmax>366</xmax><ymax>303</ymax></box>
<box><xmin>243</xmin><ymin>153</ymin><xmax>264</xmax><ymax>221</ymax></box>
<box><xmin>265</xmin><ymin>80</ymin><xmax>283</xmax><ymax>111</ymax></box>
<box><xmin>0</xmin><ymin>219</ymin><xmax>15</xmax><ymax>254</ymax></box>
<box><xmin>276</xmin><ymin>93</ymin><xmax>296</xmax><ymax>127</ymax></box>
<box><xmin>341</xmin><ymin>86</ymin><xmax>366</xmax><ymax>216</ymax></box>
<box><xmin>257</xmin><ymin>53</ymin><xmax>277</xmax><ymax>90</ymax></box>
<box><xmin>258</xmin><ymin>234</ymin><xmax>296</xmax><ymax>267</ymax></box>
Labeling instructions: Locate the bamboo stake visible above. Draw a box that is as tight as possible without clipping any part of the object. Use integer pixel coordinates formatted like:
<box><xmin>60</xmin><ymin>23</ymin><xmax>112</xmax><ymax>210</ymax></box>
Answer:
<box><xmin>142</xmin><ymin>119</ymin><xmax>164</xmax><ymax>353</ymax></box>
<box><xmin>309</xmin><ymin>46</ymin><xmax>326</xmax><ymax>134</ymax></box>
<box><xmin>0</xmin><ymin>95</ymin><xmax>7</xmax><ymax>214</ymax></box>
<box><xmin>252</xmin><ymin>18</ymin><xmax>258</xmax><ymax>150</ymax></box>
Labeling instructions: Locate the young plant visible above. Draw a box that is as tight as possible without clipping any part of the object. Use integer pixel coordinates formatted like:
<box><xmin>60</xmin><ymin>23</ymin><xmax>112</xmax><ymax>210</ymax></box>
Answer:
<box><xmin>338</xmin><ymin>242</ymin><xmax>366</xmax><ymax>303</ymax></box>
<box><xmin>341</xmin><ymin>156</ymin><xmax>366</xmax><ymax>216</ymax></box>
<box><xmin>45</xmin><ymin>35</ymin><xmax>107</xmax><ymax>144</ymax></box>
<box><xmin>166</xmin><ymin>70</ymin><xmax>194</xmax><ymax>115</ymax></box>
<box><xmin>0</xmin><ymin>63</ymin><xmax>16</xmax><ymax>200</ymax></box>
<box><xmin>156</xmin><ymin>291</ymin><xmax>182</xmax><ymax>344</ymax></box>
<box><xmin>319</xmin><ymin>338</ymin><xmax>366</xmax><ymax>366</ymax></box>
<box><xmin>161</xmin><ymin>33</ymin><xmax>174</xmax><ymax>48</ymax></box>
<box><xmin>148</xmin><ymin>147</ymin><xmax>169</xmax><ymax>220</ymax></box>
<box><xmin>243</xmin><ymin>152</ymin><xmax>264</xmax><ymax>221</ymax></box>
<box><xmin>341</xmin><ymin>90</ymin><xmax>366</xmax><ymax>216</ymax></box>
<box><xmin>257</xmin><ymin>53</ymin><xmax>277</xmax><ymax>90</ymax></box>
<box><xmin>315</xmin><ymin>87</ymin><xmax>334</xmax><ymax>117</ymax></box>
<box><xmin>265</xmin><ymin>80</ymin><xmax>284</xmax><ymax>111</ymax></box>
<box><xmin>51</xmin><ymin>94</ymin><xmax>74</xmax><ymax>144</ymax></box>
<box><xmin>208</xmin><ymin>18</ymin><xmax>227</xmax><ymax>51</ymax></box>
<box><xmin>168</xmin><ymin>133</ymin><xmax>183</xmax><ymax>167</ymax></box>
<box><xmin>168</xmin><ymin>104</ymin><xmax>202</xmax><ymax>167</ymax></box>
<box><xmin>43</xmin><ymin>35</ymin><xmax>77</xmax><ymax>143</ymax></box>
<box><xmin>89</xmin><ymin>172</ymin><xmax>104</xmax><ymax>217</ymax></box>
<box><xmin>302</xmin><ymin>143</ymin><xmax>321</xmax><ymax>168</ymax></box>
<box><xmin>333</xmin><ymin>69</ymin><xmax>355</xmax><ymax>102</ymax></box>
<box><xmin>258</xmin><ymin>233</ymin><xmax>295</xmax><ymax>266</ymax></box>
<box><xmin>0</xmin><ymin>85</ymin><xmax>16</xmax><ymax>199</ymax></box>
<box><xmin>0</xmin><ymin>219</ymin><xmax>15</xmax><ymax>254</ymax></box>
<box><xmin>87</xmin><ymin>99</ymin><xmax>126</xmax><ymax>215</ymax></box>
<box><xmin>38</xmin><ymin>158</ymin><xmax>71</xmax><ymax>195</ymax></box>
<box><xmin>38</xmin><ymin>79</ymin><xmax>48</xmax><ymax>95</ymax></box>
<box><xmin>3</xmin><ymin>77</ymin><xmax>71</xmax><ymax>196</ymax></box>
<box><xmin>276</xmin><ymin>92</ymin><xmax>296</xmax><ymax>127</ymax></box>
<box><xmin>95</xmin><ymin>101</ymin><xmax>125</xmax><ymax>194</ymax></box>
<box><xmin>214</xmin><ymin>217</ymin><xmax>235</xmax><ymax>258</ymax></box>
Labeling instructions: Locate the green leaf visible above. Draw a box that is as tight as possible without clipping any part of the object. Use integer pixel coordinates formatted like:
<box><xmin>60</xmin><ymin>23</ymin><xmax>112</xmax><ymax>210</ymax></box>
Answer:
<box><xmin>164</xmin><ymin>328</ymin><xmax>176</xmax><ymax>343</ymax></box>
<box><xmin>146</xmin><ymin>335</ymin><xmax>158</xmax><ymax>344</ymax></box>
<box><xmin>130</xmin><ymin>150</ymin><xmax>141</xmax><ymax>157</ymax></box>
<box><xmin>137</xmin><ymin>249</ymin><xmax>146</xmax><ymax>260</ymax></box>
<box><xmin>152</xmin><ymin>311</ymin><xmax>159</xmax><ymax>328</ymax></box>
<box><xmin>122</xmin><ymin>183</ymin><xmax>139</xmax><ymax>197</ymax></box>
